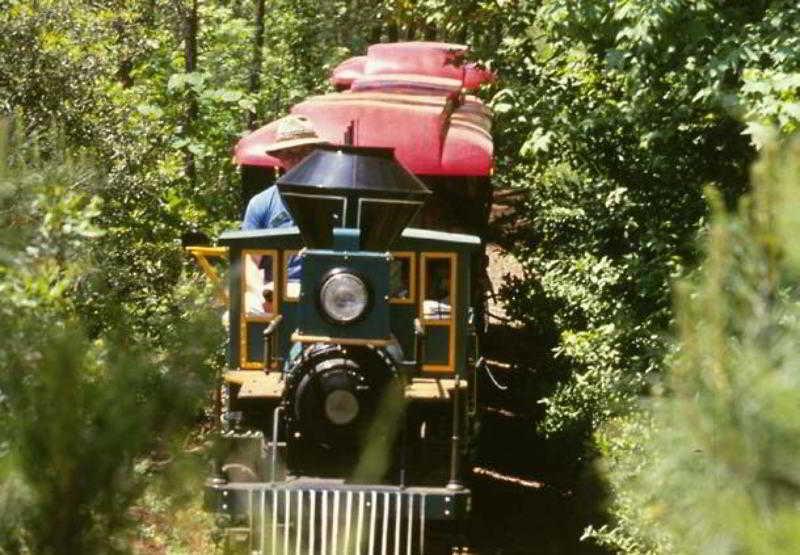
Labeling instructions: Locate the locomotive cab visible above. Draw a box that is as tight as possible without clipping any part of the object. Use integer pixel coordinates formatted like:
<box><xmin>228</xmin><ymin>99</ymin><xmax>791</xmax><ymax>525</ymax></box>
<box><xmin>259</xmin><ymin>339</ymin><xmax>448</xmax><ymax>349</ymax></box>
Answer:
<box><xmin>206</xmin><ymin>145</ymin><xmax>480</xmax><ymax>553</ymax></box>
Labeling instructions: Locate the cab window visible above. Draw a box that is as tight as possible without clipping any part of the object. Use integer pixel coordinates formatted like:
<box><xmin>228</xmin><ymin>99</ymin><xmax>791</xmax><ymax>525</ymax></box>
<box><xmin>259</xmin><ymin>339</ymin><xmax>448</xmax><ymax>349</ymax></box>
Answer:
<box><xmin>242</xmin><ymin>251</ymin><xmax>277</xmax><ymax>317</ymax></box>
<box><xmin>422</xmin><ymin>256</ymin><xmax>452</xmax><ymax>319</ymax></box>
<box><xmin>389</xmin><ymin>252</ymin><xmax>415</xmax><ymax>303</ymax></box>
<box><xmin>420</xmin><ymin>253</ymin><xmax>457</xmax><ymax>372</ymax></box>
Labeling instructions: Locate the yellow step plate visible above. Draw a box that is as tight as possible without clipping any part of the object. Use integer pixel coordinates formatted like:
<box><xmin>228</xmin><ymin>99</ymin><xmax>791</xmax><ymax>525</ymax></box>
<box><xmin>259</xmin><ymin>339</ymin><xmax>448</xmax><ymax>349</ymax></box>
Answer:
<box><xmin>404</xmin><ymin>377</ymin><xmax>465</xmax><ymax>401</ymax></box>
<box><xmin>224</xmin><ymin>370</ymin><xmax>284</xmax><ymax>399</ymax></box>
<box><xmin>225</xmin><ymin>371</ymin><xmax>465</xmax><ymax>402</ymax></box>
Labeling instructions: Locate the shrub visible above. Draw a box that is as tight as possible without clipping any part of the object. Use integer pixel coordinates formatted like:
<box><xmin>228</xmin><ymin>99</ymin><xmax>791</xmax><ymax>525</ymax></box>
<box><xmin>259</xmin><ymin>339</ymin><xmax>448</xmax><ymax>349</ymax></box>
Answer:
<box><xmin>589</xmin><ymin>138</ymin><xmax>800</xmax><ymax>553</ymax></box>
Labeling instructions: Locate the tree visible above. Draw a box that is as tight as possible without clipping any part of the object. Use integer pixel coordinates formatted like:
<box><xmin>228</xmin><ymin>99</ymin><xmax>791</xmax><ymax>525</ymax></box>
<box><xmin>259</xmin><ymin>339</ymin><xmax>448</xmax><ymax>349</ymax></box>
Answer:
<box><xmin>588</xmin><ymin>137</ymin><xmax>800</xmax><ymax>554</ymax></box>
<box><xmin>0</xmin><ymin>123</ymin><xmax>221</xmax><ymax>554</ymax></box>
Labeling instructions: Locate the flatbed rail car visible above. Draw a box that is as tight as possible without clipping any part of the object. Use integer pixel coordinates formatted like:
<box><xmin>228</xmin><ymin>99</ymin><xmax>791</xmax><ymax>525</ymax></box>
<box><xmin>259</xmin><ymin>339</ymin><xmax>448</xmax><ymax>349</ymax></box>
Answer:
<box><xmin>189</xmin><ymin>42</ymin><xmax>495</xmax><ymax>554</ymax></box>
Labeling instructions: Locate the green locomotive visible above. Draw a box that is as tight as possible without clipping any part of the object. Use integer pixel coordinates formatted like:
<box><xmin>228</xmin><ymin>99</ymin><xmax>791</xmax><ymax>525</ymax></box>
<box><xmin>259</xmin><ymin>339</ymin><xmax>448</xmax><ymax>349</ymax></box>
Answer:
<box><xmin>200</xmin><ymin>145</ymin><xmax>480</xmax><ymax>554</ymax></box>
<box><xmin>191</xmin><ymin>41</ymin><xmax>494</xmax><ymax>554</ymax></box>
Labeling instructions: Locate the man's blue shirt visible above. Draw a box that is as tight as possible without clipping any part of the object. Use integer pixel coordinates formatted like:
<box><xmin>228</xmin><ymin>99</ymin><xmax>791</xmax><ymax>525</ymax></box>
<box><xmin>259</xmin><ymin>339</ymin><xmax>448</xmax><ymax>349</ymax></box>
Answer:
<box><xmin>242</xmin><ymin>185</ymin><xmax>294</xmax><ymax>230</ymax></box>
<box><xmin>242</xmin><ymin>185</ymin><xmax>301</xmax><ymax>279</ymax></box>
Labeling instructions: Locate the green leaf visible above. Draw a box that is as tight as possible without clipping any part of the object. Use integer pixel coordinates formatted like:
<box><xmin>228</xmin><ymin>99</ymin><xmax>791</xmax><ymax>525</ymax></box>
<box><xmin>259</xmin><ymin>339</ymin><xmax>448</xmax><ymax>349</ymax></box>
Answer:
<box><xmin>782</xmin><ymin>103</ymin><xmax>800</xmax><ymax>122</ymax></box>
<box><xmin>135</xmin><ymin>104</ymin><xmax>164</xmax><ymax>118</ymax></box>
<box><xmin>166</xmin><ymin>73</ymin><xmax>188</xmax><ymax>92</ymax></box>
<box><xmin>218</xmin><ymin>89</ymin><xmax>242</xmax><ymax>102</ymax></box>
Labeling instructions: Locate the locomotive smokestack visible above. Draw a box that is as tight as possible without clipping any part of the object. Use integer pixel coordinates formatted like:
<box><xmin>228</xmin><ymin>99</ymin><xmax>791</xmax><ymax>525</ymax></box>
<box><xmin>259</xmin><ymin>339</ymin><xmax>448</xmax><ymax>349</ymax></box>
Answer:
<box><xmin>276</xmin><ymin>144</ymin><xmax>430</xmax><ymax>251</ymax></box>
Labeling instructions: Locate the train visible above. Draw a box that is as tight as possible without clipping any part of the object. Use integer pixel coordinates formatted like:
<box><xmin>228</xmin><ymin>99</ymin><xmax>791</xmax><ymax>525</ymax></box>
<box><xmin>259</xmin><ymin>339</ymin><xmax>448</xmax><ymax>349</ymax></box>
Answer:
<box><xmin>188</xmin><ymin>41</ymin><xmax>494</xmax><ymax>554</ymax></box>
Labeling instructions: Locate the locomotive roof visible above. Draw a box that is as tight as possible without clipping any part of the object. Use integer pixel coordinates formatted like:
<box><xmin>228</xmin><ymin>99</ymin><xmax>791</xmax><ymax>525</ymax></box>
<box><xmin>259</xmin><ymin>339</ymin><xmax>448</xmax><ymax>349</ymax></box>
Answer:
<box><xmin>401</xmin><ymin>227</ymin><xmax>481</xmax><ymax>246</ymax></box>
<box><xmin>219</xmin><ymin>226</ymin><xmax>481</xmax><ymax>248</ymax></box>
<box><xmin>235</xmin><ymin>42</ymin><xmax>494</xmax><ymax>177</ymax></box>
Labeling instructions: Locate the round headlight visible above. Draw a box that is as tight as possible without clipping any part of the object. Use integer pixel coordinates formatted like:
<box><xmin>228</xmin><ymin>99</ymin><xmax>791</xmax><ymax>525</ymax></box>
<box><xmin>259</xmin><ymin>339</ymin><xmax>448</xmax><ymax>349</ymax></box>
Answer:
<box><xmin>319</xmin><ymin>272</ymin><xmax>369</xmax><ymax>323</ymax></box>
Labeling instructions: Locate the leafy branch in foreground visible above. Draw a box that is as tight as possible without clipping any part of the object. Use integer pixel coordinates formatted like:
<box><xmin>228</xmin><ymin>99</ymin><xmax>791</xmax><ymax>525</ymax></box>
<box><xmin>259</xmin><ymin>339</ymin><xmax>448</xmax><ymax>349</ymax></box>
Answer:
<box><xmin>0</xmin><ymin>126</ymin><xmax>222</xmax><ymax>554</ymax></box>
<box><xmin>589</xmin><ymin>138</ymin><xmax>800</xmax><ymax>553</ymax></box>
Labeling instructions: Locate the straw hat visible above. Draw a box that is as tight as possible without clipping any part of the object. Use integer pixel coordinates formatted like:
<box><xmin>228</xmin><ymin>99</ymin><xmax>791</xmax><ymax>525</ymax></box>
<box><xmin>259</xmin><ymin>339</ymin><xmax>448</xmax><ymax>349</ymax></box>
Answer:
<box><xmin>264</xmin><ymin>115</ymin><xmax>326</xmax><ymax>154</ymax></box>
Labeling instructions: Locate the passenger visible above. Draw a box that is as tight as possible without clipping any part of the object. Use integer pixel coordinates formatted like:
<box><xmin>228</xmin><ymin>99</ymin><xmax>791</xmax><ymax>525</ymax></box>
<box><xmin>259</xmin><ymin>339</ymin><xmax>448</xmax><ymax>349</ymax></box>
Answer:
<box><xmin>423</xmin><ymin>260</ymin><xmax>452</xmax><ymax>319</ymax></box>
<box><xmin>242</xmin><ymin>115</ymin><xmax>326</xmax><ymax>313</ymax></box>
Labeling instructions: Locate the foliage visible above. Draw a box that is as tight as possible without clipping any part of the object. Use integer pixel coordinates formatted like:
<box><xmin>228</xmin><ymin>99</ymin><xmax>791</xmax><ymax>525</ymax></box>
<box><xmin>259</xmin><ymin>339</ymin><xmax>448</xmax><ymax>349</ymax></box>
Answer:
<box><xmin>0</xmin><ymin>126</ymin><xmax>221</xmax><ymax>553</ymax></box>
<box><xmin>129</xmin><ymin>485</ymin><xmax>216</xmax><ymax>554</ymax></box>
<box><xmin>479</xmin><ymin>0</ymin><xmax>800</xmax><ymax>436</ymax></box>
<box><xmin>589</xmin><ymin>138</ymin><xmax>800</xmax><ymax>553</ymax></box>
<box><xmin>0</xmin><ymin>0</ymin><xmax>384</xmax><ymax>337</ymax></box>
<box><xmin>341</xmin><ymin>0</ymin><xmax>796</xmax><ymax>438</ymax></box>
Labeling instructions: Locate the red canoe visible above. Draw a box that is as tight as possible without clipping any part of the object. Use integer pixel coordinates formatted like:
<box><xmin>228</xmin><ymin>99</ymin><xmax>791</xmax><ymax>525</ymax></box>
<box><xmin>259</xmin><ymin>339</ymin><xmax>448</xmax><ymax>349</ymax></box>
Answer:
<box><xmin>234</xmin><ymin>42</ymin><xmax>495</xmax><ymax>177</ymax></box>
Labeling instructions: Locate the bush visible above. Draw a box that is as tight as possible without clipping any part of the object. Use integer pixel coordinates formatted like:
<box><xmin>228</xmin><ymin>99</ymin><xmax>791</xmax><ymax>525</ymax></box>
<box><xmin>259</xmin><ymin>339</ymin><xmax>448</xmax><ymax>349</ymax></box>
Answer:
<box><xmin>589</xmin><ymin>138</ymin><xmax>800</xmax><ymax>553</ymax></box>
<box><xmin>0</xmin><ymin>125</ymin><xmax>221</xmax><ymax>554</ymax></box>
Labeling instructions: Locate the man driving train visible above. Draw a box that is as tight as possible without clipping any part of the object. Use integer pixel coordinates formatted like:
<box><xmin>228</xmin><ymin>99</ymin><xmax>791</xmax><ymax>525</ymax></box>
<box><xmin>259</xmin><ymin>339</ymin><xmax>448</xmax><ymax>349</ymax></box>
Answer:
<box><xmin>241</xmin><ymin>115</ymin><xmax>326</xmax><ymax>313</ymax></box>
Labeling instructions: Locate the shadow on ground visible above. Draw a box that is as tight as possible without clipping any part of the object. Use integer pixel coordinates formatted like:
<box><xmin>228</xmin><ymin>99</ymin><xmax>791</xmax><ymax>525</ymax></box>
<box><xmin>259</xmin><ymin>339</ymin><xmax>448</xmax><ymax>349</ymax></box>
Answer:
<box><xmin>465</xmin><ymin>322</ymin><xmax>612</xmax><ymax>555</ymax></box>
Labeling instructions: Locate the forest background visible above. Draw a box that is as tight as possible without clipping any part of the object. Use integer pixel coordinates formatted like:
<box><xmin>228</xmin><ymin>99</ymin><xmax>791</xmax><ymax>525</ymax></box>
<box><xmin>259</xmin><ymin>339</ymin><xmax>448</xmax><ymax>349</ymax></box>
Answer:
<box><xmin>1</xmin><ymin>0</ymin><xmax>800</xmax><ymax>553</ymax></box>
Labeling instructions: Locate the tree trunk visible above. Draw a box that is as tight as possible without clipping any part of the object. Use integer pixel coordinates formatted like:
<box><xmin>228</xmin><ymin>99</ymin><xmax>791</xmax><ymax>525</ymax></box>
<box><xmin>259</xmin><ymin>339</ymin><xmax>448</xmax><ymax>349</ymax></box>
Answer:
<box><xmin>339</xmin><ymin>0</ymin><xmax>358</xmax><ymax>49</ymax></box>
<box><xmin>457</xmin><ymin>25</ymin><xmax>468</xmax><ymax>45</ymax></box>
<box><xmin>114</xmin><ymin>18</ymin><xmax>134</xmax><ymax>88</ymax></box>
<box><xmin>405</xmin><ymin>22</ymin><xmax>416</xmax><ymax>40</ymax></box>
<box><xmin>183</xmin><ymin>0</ymin><xmax>198</xmax><ymax>186</ymax></box>
<box><xmin>387</xmin><ymin>21</ymin><xmax>398</xmax><ymax>42</ymax></box>
<box><xmin>247</xmin><ymin>0</ymin><xmax>265</xmax><ymax>129</ymax></box>
<box><xmin>369</xmin><ymin>23</ymin><xmax>382</xmax><ymax>44</ymax></box>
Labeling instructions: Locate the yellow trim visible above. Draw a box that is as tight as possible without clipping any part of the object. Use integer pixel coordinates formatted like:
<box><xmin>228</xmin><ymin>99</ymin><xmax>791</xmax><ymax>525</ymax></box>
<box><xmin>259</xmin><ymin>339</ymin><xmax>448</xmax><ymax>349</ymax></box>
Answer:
<box><xmin>420</xmin><ymin>252</ymin><xmax>457</xmax><ymax>373</ymax></box>
<box><xmin>291</xmin><ymin>333</ymin><xmax>392</xmax><ymax>347</ymax></box>
<box><xmin>240</xmin><ymin>249</ymin><xmax>280</xmax><ymax>370</ymax></box>
<box><xmin>185</xmin><ymin>246</ymin><xmax>229</xmax><ymax>304</ymax></box>
<box><xmin>193</xmin><ymin>255</ymin><xmax>218</xmax><ymax>282</ymax></box>
<box><xmin>240</xmin><ymin>321</ymin><xmax>281</xmax><ymax>370</ymax></box>
<box><xmin>186</xmin><ymin>246</ymin><xmax>228</xmax><ymax>257</ymax></box>
<box><xmin>282</xmin><ymin>249</ymin><xmax>300</xmax><ymax>302</ymax></box>
<box><xmin>388</xmin><ymin>251</ymin><xmax>416</xmax><ymax>304</ymax></box>
<box><xmin>223</xmin><ymin>370</ymin><xmax>252</xmax><ymax>385</ymax></box>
